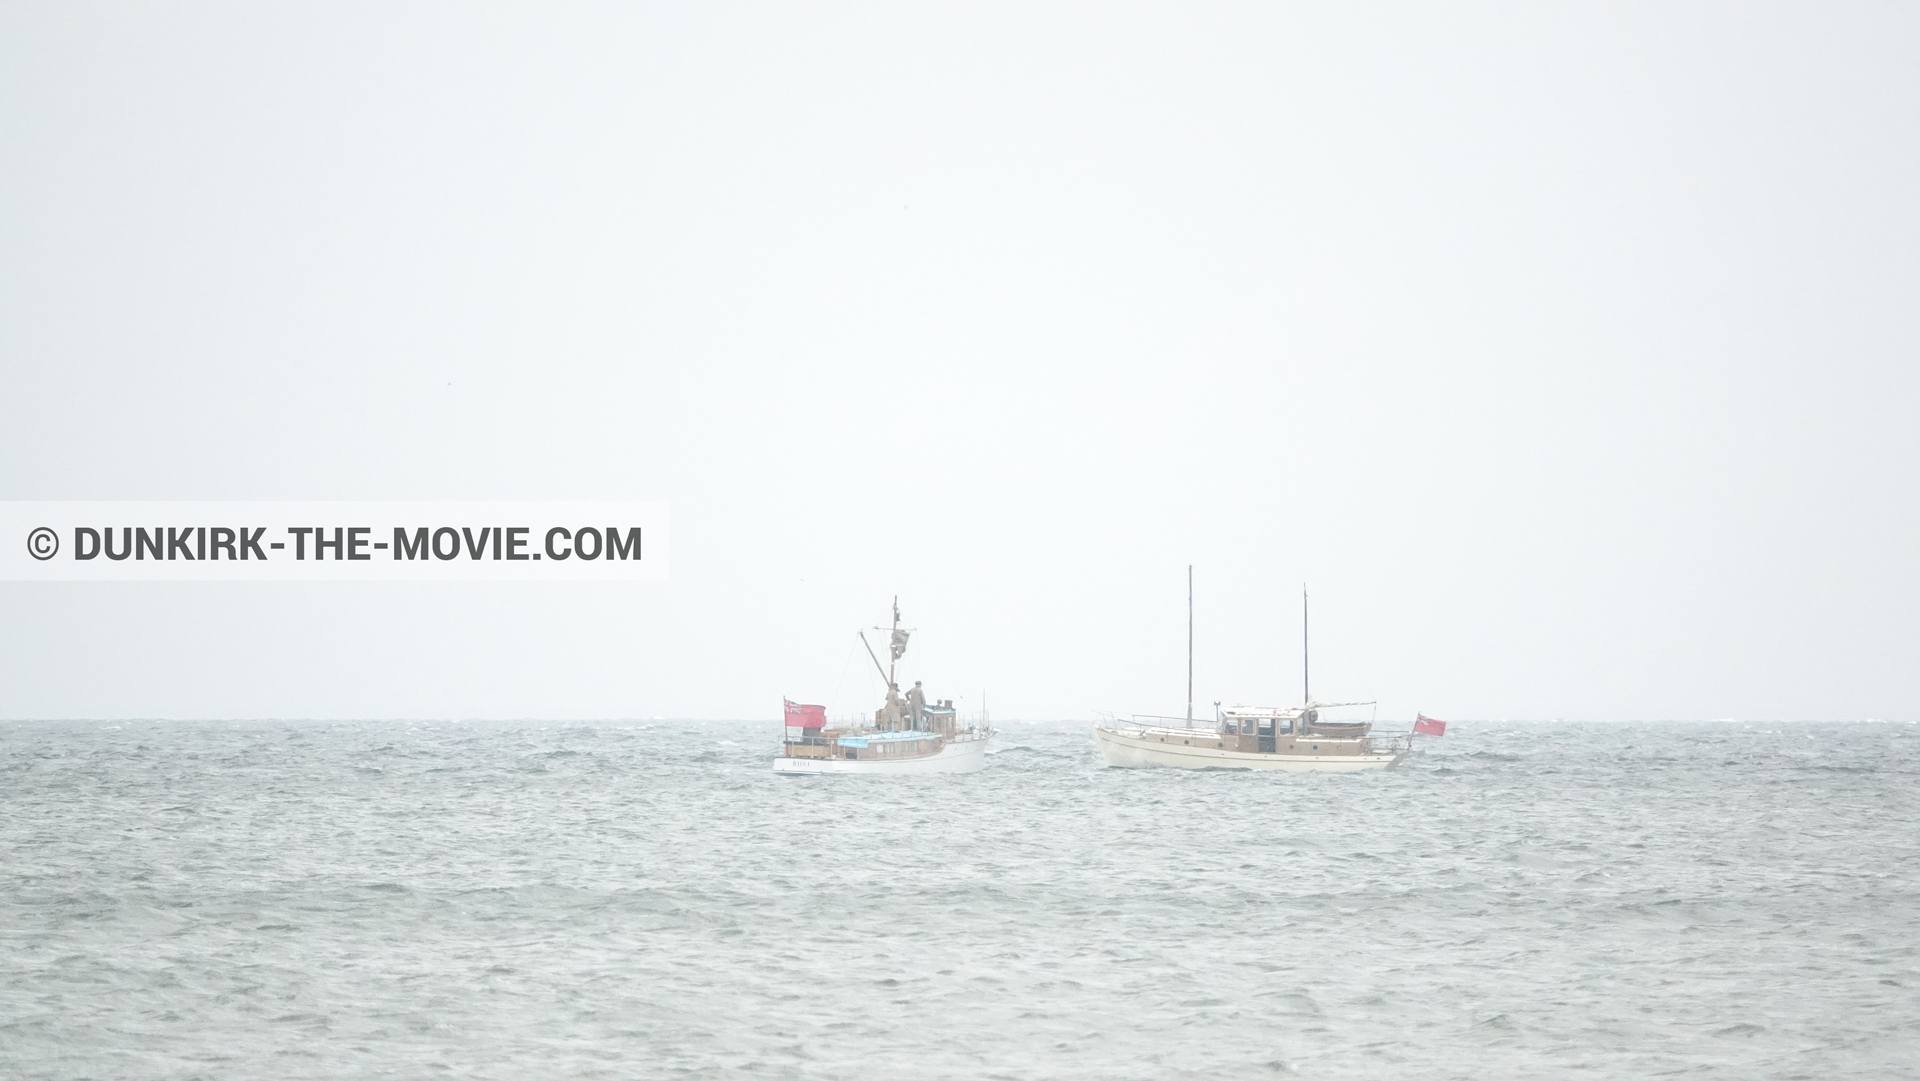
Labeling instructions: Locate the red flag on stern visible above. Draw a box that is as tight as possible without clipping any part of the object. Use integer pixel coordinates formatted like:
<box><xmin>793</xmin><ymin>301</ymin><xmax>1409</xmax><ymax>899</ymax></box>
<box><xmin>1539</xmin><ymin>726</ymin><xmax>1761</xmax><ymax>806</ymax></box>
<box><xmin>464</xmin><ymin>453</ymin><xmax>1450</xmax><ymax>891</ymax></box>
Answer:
<box><xmin>784</xmin><ymin>698</ymin><xmax>827</xmax><ymax>728</ymax></box>
<box><xmin>1413</xmin><ymin>714</ymin><xmax>1447</xmax><ymax>737</ymax></box>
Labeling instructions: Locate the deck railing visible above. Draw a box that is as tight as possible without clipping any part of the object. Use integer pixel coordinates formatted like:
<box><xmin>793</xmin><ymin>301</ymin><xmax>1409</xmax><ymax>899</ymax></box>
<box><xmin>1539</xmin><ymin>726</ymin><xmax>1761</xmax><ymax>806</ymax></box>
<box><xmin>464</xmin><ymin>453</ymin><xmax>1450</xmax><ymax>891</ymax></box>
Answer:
<box><xmin>1096</xmin><ymin>712</ymin><xmax>1420</xmax><ymax>755</ymax></box>
<box><xmin>1096</xmin><ymin>712</ymin><xmax>1210</xmax><ymax>732</ymax></box>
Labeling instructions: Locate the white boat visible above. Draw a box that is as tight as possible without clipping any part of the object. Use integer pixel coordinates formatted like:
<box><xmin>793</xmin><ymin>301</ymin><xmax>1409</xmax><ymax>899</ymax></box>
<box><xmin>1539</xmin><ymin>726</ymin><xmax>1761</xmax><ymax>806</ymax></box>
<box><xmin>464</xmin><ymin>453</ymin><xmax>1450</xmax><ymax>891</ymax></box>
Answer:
<box><xmin>775</xmin><ymin>598</ymin><xmax>995</xmax><ymax>775</ymax></box>
<box><xmin>1093</xmin><ymin>575</ymin><xmax>1421</xmax><ymax>772</ymax></box>
<box><xmin>1094</xmin><ymin>705</ymin><xmax>1407</xmax><ymax>772</ymax></box>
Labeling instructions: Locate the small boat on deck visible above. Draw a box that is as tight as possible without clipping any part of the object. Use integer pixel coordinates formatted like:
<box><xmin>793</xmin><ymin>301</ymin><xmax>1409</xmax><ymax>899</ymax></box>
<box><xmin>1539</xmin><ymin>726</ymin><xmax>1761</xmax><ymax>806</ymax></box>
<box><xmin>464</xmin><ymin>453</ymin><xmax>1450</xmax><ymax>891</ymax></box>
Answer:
<box><xmin>775</xmin><ymin>599</ymin><xmax>995</xmax><ymax>775</ymax></box>
<box><xmin>1094</xmin><ymin>575</ymin><xmax>1422</xmax><ymax>772</ymax></box>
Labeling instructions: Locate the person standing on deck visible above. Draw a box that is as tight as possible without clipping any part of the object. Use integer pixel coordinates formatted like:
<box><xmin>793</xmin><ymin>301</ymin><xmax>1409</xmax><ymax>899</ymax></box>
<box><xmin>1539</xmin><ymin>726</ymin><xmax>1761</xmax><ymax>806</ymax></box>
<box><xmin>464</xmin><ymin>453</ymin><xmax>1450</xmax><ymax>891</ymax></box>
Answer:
<box><xmin>907</xmin><ymin>681</ymin><xmax>927</xmax><ymax>727</ymax></box>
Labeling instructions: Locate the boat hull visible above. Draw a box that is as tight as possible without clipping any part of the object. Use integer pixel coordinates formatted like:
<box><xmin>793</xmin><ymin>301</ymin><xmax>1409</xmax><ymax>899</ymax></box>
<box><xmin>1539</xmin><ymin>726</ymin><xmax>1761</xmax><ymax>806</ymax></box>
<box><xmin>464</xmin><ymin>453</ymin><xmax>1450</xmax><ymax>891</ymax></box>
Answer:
<box><xmin>774</xmin><ymin>734</ymin><xmax>992</xmax><ymax>775</ymax></box>
<box><xmin>1094</xmin><ymin>725</ymin><xmax>1402</xmax><ymax>772</ymax></box>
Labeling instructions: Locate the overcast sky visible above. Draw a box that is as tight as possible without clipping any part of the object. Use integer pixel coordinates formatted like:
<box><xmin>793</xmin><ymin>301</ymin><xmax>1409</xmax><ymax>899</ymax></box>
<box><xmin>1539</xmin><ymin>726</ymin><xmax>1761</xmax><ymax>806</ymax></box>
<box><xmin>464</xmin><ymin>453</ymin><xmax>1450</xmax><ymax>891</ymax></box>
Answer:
<box><xmin>2</xmin><ymin>3</ymin><xmax>1915</xmax><ymax>722</ymax></box>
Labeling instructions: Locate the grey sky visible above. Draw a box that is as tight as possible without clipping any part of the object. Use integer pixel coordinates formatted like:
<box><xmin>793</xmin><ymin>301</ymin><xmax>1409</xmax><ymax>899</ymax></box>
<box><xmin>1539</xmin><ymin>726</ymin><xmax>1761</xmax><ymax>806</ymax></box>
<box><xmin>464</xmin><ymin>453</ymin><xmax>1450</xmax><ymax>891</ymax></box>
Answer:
<box><xmin>2</xmin><ymin>3</ymin><xmax>1915</xmax><ymax>722</ymax></box>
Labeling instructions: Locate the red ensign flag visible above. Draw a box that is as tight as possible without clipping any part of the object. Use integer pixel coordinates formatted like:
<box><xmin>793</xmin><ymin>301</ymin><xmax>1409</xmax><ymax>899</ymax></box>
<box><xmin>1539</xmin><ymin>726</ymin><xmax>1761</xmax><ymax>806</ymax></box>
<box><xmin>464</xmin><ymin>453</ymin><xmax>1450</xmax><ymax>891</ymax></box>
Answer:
<box><xmin>784</xmin><ymin>698</ymin><xmax>827</xmax><ymax>728</ymax></box>
<box><xmin>1414</xmin><ymin>714</ymin><xmax>1447</xmax><ymax>736</ymax></box>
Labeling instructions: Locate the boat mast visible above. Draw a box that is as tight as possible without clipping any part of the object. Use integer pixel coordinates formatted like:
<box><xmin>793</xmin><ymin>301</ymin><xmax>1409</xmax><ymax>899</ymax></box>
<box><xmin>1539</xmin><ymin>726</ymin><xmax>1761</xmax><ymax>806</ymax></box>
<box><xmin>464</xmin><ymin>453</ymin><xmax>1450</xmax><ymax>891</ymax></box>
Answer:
<box><xmin>1302</xmin><ymin>584</ymin><xmax>1310</xmax><ymax>705</ymax></box>
<box><xmin>1186</xmin><ymin>565</ymin><xmax>1194</xmax><ymax>723</ymax></box>
<box><xmin>889</xmin><ymin>596</ymin><xmax>900</xmax><ymax>691</ymax></box>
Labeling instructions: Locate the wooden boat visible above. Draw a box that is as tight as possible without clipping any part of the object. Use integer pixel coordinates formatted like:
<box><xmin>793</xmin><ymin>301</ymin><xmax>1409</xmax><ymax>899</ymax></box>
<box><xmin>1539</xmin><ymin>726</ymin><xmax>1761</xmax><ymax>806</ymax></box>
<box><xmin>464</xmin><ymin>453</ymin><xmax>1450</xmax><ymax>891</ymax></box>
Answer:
<box><xmin>775</xmin><ymin>599</ymin><xmax>994</xmax><ymax>775</ymax></box>
<box><xmin>1094</xmin><ymin>575</ymin><xmax>1414</xmax><ymax>772</ymax></box>
<box><xmin>1094</xmin><ymin>704</ymin><xmax>1407</xmax><ymax>772</ymax></box>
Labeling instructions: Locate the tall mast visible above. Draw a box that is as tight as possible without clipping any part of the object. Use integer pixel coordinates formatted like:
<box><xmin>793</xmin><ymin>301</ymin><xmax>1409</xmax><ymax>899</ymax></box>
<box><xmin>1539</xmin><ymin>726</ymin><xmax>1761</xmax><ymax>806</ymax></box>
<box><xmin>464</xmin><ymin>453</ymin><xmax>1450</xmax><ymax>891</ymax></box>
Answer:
<box><xmin>889</xmin><ymin>596</ymin><xmax>899</xmax><ymax>690</ymax></box>
<box><xmin>1186</xmin><ymin>565</ymin><xmax>1194</xmax><ymax>722</ymax></box>
<box><xmin>1302</xmin><ymin>584</ymin><xmax>1310</xmax><ymax>705</ymax></box>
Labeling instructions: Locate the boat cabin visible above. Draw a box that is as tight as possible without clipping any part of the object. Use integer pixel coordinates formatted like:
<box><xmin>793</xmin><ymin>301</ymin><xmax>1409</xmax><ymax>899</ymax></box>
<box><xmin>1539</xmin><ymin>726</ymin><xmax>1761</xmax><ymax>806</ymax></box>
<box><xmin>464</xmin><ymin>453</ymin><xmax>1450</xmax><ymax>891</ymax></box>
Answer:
<box><xmin>1217</xmin><ymin>705</ymin><xmax>1374</xmax><ymax>755</ymax></box>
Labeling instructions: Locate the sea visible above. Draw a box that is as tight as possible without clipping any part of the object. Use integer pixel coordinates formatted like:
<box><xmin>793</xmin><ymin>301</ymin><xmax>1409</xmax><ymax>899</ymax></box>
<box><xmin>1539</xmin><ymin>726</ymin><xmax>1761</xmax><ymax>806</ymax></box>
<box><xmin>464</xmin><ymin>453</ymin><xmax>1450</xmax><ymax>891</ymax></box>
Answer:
<box><xmin>2</xmin><ymin>719</ymin><xmax>1915</xmax><ymax>1079</ymax></box>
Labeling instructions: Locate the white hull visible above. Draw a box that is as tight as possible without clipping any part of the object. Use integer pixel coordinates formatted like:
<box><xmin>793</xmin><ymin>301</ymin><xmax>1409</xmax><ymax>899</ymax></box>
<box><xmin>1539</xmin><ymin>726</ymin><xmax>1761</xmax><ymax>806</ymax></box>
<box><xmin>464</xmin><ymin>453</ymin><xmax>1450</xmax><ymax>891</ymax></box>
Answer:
<box><xmin>774</xmin><ymin>734</ymin><xmax>992</xmax><ymax>775</ymax></box>
<box><xmin>1094</xmin><ymin>725</ymin><xmax>1402</xmax><ymax>772</ymax></box>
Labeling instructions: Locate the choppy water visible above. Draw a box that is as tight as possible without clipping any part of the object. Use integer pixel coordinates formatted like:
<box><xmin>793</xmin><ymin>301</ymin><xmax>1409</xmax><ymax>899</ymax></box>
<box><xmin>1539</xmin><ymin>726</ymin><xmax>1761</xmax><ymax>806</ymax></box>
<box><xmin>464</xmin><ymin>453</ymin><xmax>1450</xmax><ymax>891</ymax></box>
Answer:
<box><xmin>2</xmin><ymin>719</ymin><xmax>1916</xmax><ymax>1079</ymax></box>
